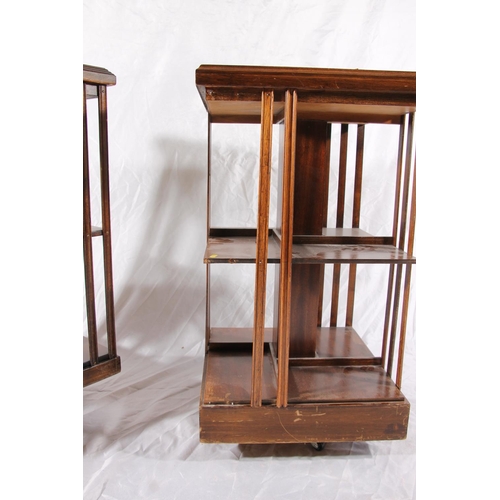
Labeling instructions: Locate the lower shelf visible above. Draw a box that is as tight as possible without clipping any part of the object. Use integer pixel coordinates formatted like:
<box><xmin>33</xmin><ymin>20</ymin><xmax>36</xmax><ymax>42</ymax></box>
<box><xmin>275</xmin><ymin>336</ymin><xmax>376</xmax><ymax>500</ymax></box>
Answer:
<box><xmin>200</xmin><ymin>326</ymin><xmax>409</xmax><ymax>443</ymax></box>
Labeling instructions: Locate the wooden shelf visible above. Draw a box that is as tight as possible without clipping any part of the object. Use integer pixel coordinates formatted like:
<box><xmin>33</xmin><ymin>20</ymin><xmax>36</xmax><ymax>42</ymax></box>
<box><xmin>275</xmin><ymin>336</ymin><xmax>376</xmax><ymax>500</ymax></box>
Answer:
<box><xmin>202</xmin><ymin>326</ymin><xmax>403</xmax><ymax>406</ymax></box>
<box><xmin>204</xmin><ymin>234</ymin><xmax>415</xmax><ymax>264</ymax></box>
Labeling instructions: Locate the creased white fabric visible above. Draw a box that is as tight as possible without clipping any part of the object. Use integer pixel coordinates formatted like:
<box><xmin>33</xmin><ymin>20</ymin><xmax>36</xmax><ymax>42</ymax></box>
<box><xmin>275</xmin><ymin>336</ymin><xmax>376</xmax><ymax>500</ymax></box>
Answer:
<box><xmin>83</xmin><ymin>1</ymin><xmax>416</xmax><ymax>498</ymax></box>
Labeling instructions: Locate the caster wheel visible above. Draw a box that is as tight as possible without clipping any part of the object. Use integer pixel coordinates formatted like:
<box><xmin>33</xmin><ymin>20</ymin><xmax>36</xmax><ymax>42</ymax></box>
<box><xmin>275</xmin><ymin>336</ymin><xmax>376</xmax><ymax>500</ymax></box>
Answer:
<box><xmin>311</xmin><ymin>442</ymin><xmax>325</xmax><ymax>451</ymax></box>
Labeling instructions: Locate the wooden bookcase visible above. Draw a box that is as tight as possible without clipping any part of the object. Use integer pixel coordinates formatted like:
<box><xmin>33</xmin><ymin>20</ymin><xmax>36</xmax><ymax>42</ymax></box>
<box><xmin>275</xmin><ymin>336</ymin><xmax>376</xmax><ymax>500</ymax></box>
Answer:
<box><xmin>196</xmin><ymin>65</ymin><xmax>416</xmax><ymax>446</ymax></box>
<box><xmin>83</xmin><ymin>64</ymin><xmax>121</xmax><ymax>387</ymax></box>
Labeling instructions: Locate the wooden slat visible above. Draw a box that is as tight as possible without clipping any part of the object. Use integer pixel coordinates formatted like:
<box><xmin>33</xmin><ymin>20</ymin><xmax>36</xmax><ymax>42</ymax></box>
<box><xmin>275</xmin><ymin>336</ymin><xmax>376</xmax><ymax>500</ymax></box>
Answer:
<box><xmin>398</xmin><ymin>112</ymin><xmax>415</xmax><ymax>251</ymax></box>
<box><xmin>251</xmin><ymin>90</ymin><xmax>274</xmax><ymax>407</ymax></box>
<box><xmin>330</xmin><ymin>263</ymin><xmax>341</xmax><ymax>327</ymax></box>
<box><xmin>336</xmin><ymin>124</ymin><xmax>349</xmax><ymax>228</ymax></box>
<box><xmin>392</xmin><ymin>115</ymin><xmax>407</xmax><ymax>245</ymax></box>
<box><xmin>381</xmin><ymin>264</ymin><xmax>395</xmax><ymax>366</ymax></box>
<box><xmin>98</xmin><ymin>85</ymin><xmax>117</xmax><ymax>358</ymax></box>
<box><xmin>345</xmin><ymin>264</ymin><xmax>357</xmax><ymax>327</ymax></box>
<box><xmin>83</xmin><ymin>83</ymin><xmax>98</xmax><ymax>366</ymax></box>
<box><xmin>276</xmin><ymin>90</ymin><xmax>297</xmax><ymax>408</ymax></box>
<box><xmin>331</xmin><ymin>124</ymin><xmax>349</xmax><ymax>328</ymax></box>
<box><xmin>352</xmin><ymin>124</ymin><xmax>365</xmax><ymax>228</ymax></box>
<box><xmin>207</xmin><ymin>119</ymin><xmax>212</xmax><ymax>241</ymax></box>
<box><xmin>396</xmin><ymin>165</ymin><xmax>416</xmax><ymax>388</ymax></box>
<box><xmin>345</xmin><ymin>124</ymin><xmax>365</xmax><ymax>327</ymax></box>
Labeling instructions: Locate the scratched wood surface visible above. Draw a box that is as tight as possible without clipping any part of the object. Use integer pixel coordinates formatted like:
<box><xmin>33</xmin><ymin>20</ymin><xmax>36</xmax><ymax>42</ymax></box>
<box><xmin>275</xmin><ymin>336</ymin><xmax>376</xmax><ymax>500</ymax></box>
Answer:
<box><xmin>200</xmin><ymin>400</ymin><xmax>410</xmax><ymax>443</ymax></box>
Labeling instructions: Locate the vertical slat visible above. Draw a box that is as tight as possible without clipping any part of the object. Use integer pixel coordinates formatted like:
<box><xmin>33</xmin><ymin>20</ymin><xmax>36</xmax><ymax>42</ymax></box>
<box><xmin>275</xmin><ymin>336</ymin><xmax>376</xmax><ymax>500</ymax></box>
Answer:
<box><xmin>206</xmin><ymin>118</ymin><xmax>212</xmax><ymax>348</ymax></box>
<box><xmin>330</xmin><ymin>263</ymin><xmax>341</xmax><ymax>327</ymax></box>
<box><xmin>317</xmin><ymin>126</ymin><xmax>331</xmax><ymax>327</ymax></box>
<box><xmin>381</xmin><ymin>264</ymin><xmax>395</xmax><ymax>365</ymax></box>
<box><xmin>207</xmin><ymin>118</ymin><xmax>212</xmax><ymax>239</ymax></box>
<box><xmin>392</xmin><ymin>115</ymin><xmax>407</xmax><ymax>245</ymax></box>
<box><xmin>387</xmin><ymin>265</ymin><xmax>403</xmax><ymax>377</ymax></box>
<box><xmin>396</xmin><ymin>164</ymin><xmax>416</xmax><ymax>388</ymax></box>
<box><xmin>387</xmin><ymin>112</ymin><xmax>415</xmax><ymax>378</ymax></box>
<box><xmin>383</xmin><ymin>115</ymin><xmax>407</xmax><ymax>365</ymax></box>
<box><xmin>346</xmin><ymin>125</ymin><xmax>365</xmax><ymax>326</ymax></box>
<box><xmin>352</xmin><ymin>124</ymin><xmax>365</xmax><ymax>228</ymax></box>
<box><xmin>83</xmin><ymin>84</ymin><xmax>99</xmax><ymax>366</ymax></box>
<box><xmin>276</xmin><ymin>90</ymin><xmax>297</xmax><ymax>408</ymax></box>
<box><xmin>345</xmin><ymin>265</ymin><xmax>357</xmax><ymax>327</ymax></box>
<box><xmin>398</xmin><ymin>113</ymin><xmax>415</xmax><ymax>251</ymax></box>
<box><xmin>336</xmin><ymin>124</ymin><xmax>349</xmax><ymax>228</ymax></box>
<box><xmin>330</xmin><ymin>124</ymin><xmax>349</xmax><ymax>327</ymax></box>
<box><xmin>205</xmin><ymin>265</ymin><xmax>211</xmax><ymax>351</ymax></box>
<box><xmin>98</xmin><ymin>84</ymin><xmax>117</xmax><ymax>358</ymax></box>
<box><xmin>251</xmin><ymin>90</ymin><xmax>274</xmax><ymax>407</ymax></box>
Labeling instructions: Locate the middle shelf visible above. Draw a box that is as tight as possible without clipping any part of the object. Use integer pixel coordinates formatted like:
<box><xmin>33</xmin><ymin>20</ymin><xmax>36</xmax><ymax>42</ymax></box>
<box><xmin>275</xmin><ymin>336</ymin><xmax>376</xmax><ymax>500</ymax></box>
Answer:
<box><xmin>204</xmin><ymin>228</ymin><xmax>415</xmax><ymax>264</ymax></box>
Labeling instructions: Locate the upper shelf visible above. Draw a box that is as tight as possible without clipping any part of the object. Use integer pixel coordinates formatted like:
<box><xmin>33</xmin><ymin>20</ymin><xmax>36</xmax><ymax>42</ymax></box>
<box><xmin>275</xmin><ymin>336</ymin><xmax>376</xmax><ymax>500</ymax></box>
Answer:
<box><xmin>196</xmin><ymin>65</ymin><xmax>416</xmax><ymax>124</ymax></box>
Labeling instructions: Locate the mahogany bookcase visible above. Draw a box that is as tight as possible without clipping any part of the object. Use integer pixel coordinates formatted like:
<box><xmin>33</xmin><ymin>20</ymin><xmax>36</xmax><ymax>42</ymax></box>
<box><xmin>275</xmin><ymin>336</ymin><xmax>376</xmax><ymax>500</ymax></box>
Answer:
<box><xmin>196</xmin><ymin>65</ymin><xmax>416</xmax><ymax>447</ymax></box>
<box><xmin>83</xmin><ymin>64</ymin><xmax>121</xmax><ymax>387</ymax></box>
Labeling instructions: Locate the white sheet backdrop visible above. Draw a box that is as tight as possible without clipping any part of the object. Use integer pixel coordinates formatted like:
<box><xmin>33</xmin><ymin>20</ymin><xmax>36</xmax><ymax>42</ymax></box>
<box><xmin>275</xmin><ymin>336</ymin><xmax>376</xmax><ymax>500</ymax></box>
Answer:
<box><xmin>83</xmin><ymin>2</ymin><xmax>416</xmax><ymax>499</ymax></box>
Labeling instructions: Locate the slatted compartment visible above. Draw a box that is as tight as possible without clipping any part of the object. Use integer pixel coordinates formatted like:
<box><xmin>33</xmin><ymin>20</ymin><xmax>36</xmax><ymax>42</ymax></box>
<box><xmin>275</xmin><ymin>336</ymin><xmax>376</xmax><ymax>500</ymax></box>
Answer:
<box><xmin>197</xmin><ymin>65</ymin><xmax>416</xmax><ymax>444</ymax></box>
<box><xmin>83</xmin><ymin>65</ymin><xmax>121</xmax><ymax>387</ymax></box>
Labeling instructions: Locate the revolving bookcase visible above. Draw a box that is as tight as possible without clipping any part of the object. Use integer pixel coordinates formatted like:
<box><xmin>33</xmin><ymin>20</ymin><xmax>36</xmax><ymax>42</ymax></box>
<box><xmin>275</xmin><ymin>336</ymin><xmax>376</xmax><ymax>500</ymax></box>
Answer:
<box><xmin>83</xmin><ymin>65</ymin><xmax>121</xmax><ymax>386</ymax></box>
<box><xmin>196</xmin><ymin>65</ymin><xmax>416</xmax><ymax>445</ymax></box>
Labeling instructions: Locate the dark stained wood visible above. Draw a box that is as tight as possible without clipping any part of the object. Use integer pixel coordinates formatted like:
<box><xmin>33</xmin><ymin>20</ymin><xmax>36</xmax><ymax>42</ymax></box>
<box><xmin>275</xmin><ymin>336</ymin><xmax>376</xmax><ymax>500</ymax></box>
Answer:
<box><xmin>91</xmin><ymin>226</ymin><xmax>103</xmax><ymax>237</ymax></box>
<box><xmin>251</xmin><ymin>91</ymin><xmax>274</xmax><ymax>407</ymax></box>
<box><xmin>98</xmin><ymin>85</ymin><xmax>117</xmax><ymax>359</ymax></box>
<box><xmin>293</xmin><ymin>121</ymin><xmax>331</xmax><ymax>235</ymax></box>
<box><xmin>315</xmin><ymin>326</ymin><xmax>374</xmax><ymax>358</ymax></box>
<box><xmin>196</xmin><ymin>65</ymin><xmax>416</xmax><ymax>92</ymax></box>
<box><xmin>292</xmin><ymin>243</ymin><xmax>416</xmax><ymax>264</ymax></box>
<box><xmin>330</xmin><ymin>263</ymin><xmax>342</xmax><ymax>327</ymax></box>
<box><xmin>83</xmin><ymin>65</ymin><xmax>120</xmax><ymax>386</ymax></box>
<box><xmin>392</xmin><ymin>115</ymin><xmax>407</xmax><ymax>245</ymax></box>
<box><xmin>204</xmin><ymin>235</ymin><xmax>281</xmax><ymax>263</ymax></box>
<box><xmin>294</xmin><ymin>228</ymin><xmax>393</xmax><ymax>245</ymax></box>
<box><xmin>289</xmin><ymin>264</ymin><xmax>323</xmax><ymax>357</ymax></box>
<box><xmin>83</xmin><ymin>84</ymin><xmax>98</xmax><ymax>367</ymax></box>
<box><xmin>83</xmin><ymin>355</ymin><xmax>121</xmax><ymax>387</ymax></box>
<box><xmin>83</xmin><ymin>64</ymin><xmax>117</xmax><ymax>86</ymax></box>
<box><xmin>196</xmin><ymin>66</ymin><xmax>416</xmax><ymax>125</ymax></box>
<box><xmin>203</xmin><ymin>348</ymin><xmax>277</xmax><ymax>405</ymax></box>
<box><xmin>200</xmin><ymin>400</ymin><xmax>410</xmax><ymax>444</ymax></box>
<box><xmin>289</xmin><ymin>357</ymin><xmax>382</xmax><ymax>367</ymax></box>
<box><xmin>396</xmin><ymin>166</ymin><xmax>416</xmax><ymax>388</ymax></box>
<box><xmin>198</xmin><ymin>65</ymin><xmax>416</xmax><ymax>444</ymax></box>
<box><xmin>276</xmin><ymin>90</ymin><xmax>297</xmax><ymax>408</ymax></box>
<box><xmin>288</xmin><ymin>365</ymin><xmax>404</xmax><ymax>403</ymax></box>
<box><xmin>210</xmin><ymin>327</ymin><xmax>274</xmax><ymax>344</ymax></box>
<box><xmin>289</xmin><ymin>120</ymin><xmax>331</xmax><ymax>358</ymax></box>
